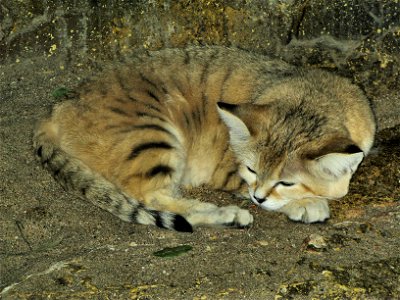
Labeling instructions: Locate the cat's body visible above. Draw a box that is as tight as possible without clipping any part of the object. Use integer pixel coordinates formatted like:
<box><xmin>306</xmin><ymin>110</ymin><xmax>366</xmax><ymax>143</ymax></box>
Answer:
<box><xmin>34</xmin><ymin>46</ymin><xmax>375</xmax><ymax>232</ymax></box>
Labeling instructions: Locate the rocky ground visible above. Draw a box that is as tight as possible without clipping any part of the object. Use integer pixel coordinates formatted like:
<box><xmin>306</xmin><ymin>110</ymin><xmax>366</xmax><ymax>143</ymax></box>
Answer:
<box><xmin>0</xmin><ymin>49</ymin><xmax>399</xmax><ymax>299</ymax></box>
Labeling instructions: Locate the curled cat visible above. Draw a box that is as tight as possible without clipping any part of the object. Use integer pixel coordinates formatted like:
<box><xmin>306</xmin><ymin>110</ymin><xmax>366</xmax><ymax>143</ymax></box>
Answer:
<box><xmin>34</xmin><ymin>46</ymin><xmax>375</xmax><ymax>232</ymax></box>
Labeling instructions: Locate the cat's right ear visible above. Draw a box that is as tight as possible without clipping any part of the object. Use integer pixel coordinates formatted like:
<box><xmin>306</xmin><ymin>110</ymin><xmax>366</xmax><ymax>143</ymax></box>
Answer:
<box><xmin>216</xmin><ymin>102</ymin><xmax>251</xmax><ymax>145</ymax></box>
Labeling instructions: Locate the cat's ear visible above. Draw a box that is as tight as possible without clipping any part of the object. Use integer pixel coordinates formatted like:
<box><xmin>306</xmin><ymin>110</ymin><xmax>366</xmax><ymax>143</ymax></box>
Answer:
<box><xmin>313</xmin><ymin>152</ymin><xmax>364</xmax><ymax>179</ymax></box>
<box><xmin>306</xmin><ymin>140</ymin><xmax>364</xmax><ymax>179</ymax></box>
<box><xmin>216</xmin><ymin>102</ymin><xmax>251</xmax><ymax>144</ymax></box>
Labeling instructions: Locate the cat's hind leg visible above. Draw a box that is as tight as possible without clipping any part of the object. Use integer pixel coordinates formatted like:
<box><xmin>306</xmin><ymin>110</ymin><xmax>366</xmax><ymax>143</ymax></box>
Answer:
<box><xmin>117</xmin><ymin>129</ymin><xmax>253</xmax><ymax>229</ymax></box>
<box><xmin>186</xmin><ymin>204</ymin><xmax>253</xmax><ymax>228</ymax></box>
<box><xmin>138</xmin><ymin>189</ymin><xmax>253</xmax><ymax>228</ymax></box>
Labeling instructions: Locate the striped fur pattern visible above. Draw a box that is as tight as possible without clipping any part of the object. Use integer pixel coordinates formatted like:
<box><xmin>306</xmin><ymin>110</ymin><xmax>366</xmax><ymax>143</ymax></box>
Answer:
<box><xmin>33</xmin><ymin>46</ymin><xmax>375</xmax><ymax>231</ymax></box>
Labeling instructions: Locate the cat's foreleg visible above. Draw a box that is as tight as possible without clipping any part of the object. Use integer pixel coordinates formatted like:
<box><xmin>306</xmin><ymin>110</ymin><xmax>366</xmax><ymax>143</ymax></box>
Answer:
<box><xmin>278</xmin><ymin>198</ymin><xmax>330</xmax><ymax>223</ymax></box>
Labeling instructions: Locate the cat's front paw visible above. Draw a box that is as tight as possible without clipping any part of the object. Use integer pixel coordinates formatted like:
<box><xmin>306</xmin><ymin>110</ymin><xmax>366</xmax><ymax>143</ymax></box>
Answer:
<box><xmin>279</xmin><ymin>198</ymin><xmax>330</xmax><ymax>223</ymax></box>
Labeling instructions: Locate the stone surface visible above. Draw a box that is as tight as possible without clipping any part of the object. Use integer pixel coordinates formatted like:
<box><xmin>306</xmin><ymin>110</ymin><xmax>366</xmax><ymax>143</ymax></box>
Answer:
<box><xmin>1</xmin><ymin>0</ymin><xmax>399</xmax><ymax>129</ymax></box>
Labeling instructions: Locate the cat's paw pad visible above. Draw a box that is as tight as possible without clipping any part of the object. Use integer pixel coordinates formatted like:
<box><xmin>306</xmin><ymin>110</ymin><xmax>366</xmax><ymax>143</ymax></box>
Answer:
<box><xmin>219</xmin><ymin>205</ymin><xmax>253</xmax><ymax>228</ymax></box>
<box><xmin>280</xmin><ymin>199</ymin><xmax>330</xmax><ymax>223</ymax></box>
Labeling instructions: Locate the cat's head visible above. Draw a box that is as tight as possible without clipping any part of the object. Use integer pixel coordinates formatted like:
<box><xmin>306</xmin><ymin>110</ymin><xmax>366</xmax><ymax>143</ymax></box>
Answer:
<box><xmin>217</xmin><ymin>101</ymin><xmax>365</xmax><ymax>211</ymax></box>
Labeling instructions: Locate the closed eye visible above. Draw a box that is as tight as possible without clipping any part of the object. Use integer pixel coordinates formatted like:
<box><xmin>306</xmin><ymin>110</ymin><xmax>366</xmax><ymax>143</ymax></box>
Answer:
<box><xmin>247</xmin><ymin>166</ymin><xmax>256</xmax><ymax>174</ymax></box>
<box><xmin>278</xmin><ymin>181</ymin><xmax>295</xmax><ymax>187</ymax></box>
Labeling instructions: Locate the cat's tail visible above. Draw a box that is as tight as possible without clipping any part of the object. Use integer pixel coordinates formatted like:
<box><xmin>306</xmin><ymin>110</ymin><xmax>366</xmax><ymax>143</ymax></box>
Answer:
<box><xmin>33</xmin><ymin>119</ymin><xmax>193</xmax><ymax>232</ymax></box>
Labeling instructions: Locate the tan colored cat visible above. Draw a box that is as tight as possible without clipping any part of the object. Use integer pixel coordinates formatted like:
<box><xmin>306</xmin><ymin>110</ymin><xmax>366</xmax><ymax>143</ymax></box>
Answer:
<box><xmin>34</xmin><ymin>46</ymin><xmax>375</xmax><ymax>232</ymax></box>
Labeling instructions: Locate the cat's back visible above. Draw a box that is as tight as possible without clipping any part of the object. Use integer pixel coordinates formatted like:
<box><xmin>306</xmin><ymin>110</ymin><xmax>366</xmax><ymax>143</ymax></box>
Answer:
<box><xmin>75</xmin><ymin>46</ymin><xmax>294</xmax><ymax>109</ymax></box>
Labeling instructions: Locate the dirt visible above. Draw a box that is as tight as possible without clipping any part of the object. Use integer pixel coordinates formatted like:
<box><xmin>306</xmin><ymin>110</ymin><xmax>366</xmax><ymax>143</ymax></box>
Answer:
<box><xmin>0</xmin><ymin>52</ymin><xmax>399</xmax><ymax>299</ymax></box>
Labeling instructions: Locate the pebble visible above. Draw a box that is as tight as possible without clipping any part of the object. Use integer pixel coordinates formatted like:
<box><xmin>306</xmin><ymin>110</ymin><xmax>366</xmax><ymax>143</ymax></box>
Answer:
<box><xmin>304</xmin><ymin>234</ymin><xmax>327</xmax><ymax>251</ymax></box>
<box><xmin>257</xmin><ymin>240</ymin><xmax>269</xmax><ymax>246</ymax></box>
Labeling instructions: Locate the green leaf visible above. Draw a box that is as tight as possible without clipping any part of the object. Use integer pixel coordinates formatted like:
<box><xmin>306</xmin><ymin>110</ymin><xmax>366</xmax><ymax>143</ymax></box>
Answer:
<box><xmin>52</xmin><ymin>87</ymin><xmax>72</xmax><ymax>99</ymax></box>
<box><xmin>153</xmin><ymin>245</ymin><xmax>193</xmax><ymax>258</ymax></box>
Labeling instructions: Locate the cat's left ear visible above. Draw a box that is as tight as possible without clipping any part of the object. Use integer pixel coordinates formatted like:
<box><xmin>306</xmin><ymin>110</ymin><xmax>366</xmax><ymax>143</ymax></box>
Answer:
<box><xmin>216</xmin><ymin>102</ymin><xmax>251</xmax><ymax>145</ymax></box>
<box><xmin>314</xmin><ymin>152</ymin><xmax>364</xmax><ymax>179</ymax></box>
<box><xmin>307</xmin><ymin>142</ymin><xmax>364</xmax><ymax>179</ymax></box>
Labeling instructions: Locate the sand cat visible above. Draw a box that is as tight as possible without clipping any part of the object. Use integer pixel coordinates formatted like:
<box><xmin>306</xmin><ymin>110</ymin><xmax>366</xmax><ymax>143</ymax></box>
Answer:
<box><xmin>34</xmin><ymin>46</ymin><xmax>375</xmax><ymax>232</ymax></box>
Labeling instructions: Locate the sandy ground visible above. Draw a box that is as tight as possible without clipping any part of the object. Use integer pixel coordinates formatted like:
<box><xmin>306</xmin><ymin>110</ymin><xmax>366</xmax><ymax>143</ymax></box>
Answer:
<box><xmin>0</xmin><ymin>53</ymin><xmax>399</xmax><ymax>299</ymax></box>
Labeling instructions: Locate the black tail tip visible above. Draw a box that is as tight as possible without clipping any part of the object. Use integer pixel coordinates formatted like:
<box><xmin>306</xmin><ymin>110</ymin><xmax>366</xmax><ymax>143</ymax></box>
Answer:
<box><xmin>173</xmin><ymin>215</ymin><xmax>193</xmax><ymax>233</ymax></box>
<box><xmin>36</xmin><ymin>146</ymin><xmax>43</xmax><ymax>158</ymax></box>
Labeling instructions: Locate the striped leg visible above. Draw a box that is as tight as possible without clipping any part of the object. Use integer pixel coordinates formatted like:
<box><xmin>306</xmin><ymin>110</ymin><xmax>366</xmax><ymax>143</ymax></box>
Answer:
<box><xmin>137</xmin><ymin>189</ymin><xmax>253</xmax><ymax>228</ymax></box>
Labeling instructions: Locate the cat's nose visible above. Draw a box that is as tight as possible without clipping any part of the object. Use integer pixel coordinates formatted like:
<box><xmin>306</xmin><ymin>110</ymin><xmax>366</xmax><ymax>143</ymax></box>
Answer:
<box><xmin>253</xmin><ymin>195</ymin><xmax>266</xmax><ymax>204</ymax></box>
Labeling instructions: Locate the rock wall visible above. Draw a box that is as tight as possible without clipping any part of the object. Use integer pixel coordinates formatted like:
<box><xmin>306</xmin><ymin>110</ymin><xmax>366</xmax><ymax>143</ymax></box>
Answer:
<box><xmin>1</xmin><ymin>0</ymin><xmax>399</xmax><ymax>129</ymax></box>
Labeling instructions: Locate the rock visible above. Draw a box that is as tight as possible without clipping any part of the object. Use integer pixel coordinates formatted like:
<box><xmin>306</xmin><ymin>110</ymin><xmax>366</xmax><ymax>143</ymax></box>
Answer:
<box><xmin>303</xmin><ymin>234</ymin><xmax>328</xmax><ymax>251</ymax></box>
